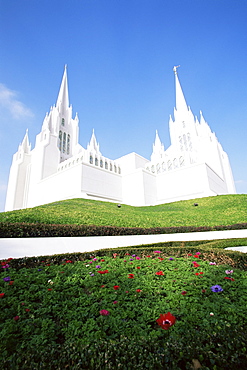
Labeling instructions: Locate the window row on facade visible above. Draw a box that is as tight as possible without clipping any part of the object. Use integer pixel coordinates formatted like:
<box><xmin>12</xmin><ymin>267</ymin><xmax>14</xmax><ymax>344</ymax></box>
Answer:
<box><xmin>146</xmin><ymin>156</ymin><xmax>185</xmax><ymax>174</ymax></box>
<box><xmin>58</xmin><ymin>154</ymin><xmax>121</xmax><ymax>175</ymax></box>
<box><xmin>89</xmin><ymin>154</ymin><xmax>121</xmax><ymax>174</ymax></box>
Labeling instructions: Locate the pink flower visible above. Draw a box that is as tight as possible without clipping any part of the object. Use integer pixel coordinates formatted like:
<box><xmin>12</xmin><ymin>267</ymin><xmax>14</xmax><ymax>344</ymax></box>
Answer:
<box><xmin>154</xmin><ymin>251</ymin><xmax>162</xmax><ymax>253</ymax></box>
<box><xmin>225</xmin><ymin>270</ymin><xmax>233</xmax><ymax>274</ymax></box>
<box><xmin>99</xmin><ymin>309</ymin><xmax>110</xmax><ymax>316</ymax></box>
<box><xmin>13</xmin><ymin>316</ymin><xmax>20</xmax><ymax>321</ymax></box>
<box><xmin>136</xmin><ymin>256</ymin><xmax>140</xmax><ymax>260</ymax></box>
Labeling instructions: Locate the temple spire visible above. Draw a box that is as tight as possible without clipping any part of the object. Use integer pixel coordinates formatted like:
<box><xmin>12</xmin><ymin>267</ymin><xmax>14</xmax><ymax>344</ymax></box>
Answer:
<box><xmin>173</xmin><ymin>66</ymin><xmax>188</xmax><ymax>113</ymax></box>
<box><xmin>56</xmin><ymin>65</ymin><xmax>69</xmax><ymax>110</ymax></box>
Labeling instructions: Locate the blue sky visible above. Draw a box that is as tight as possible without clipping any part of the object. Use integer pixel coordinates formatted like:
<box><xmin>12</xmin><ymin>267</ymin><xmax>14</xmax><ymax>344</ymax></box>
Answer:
<box><xmin>1</xmin><ymin>0</ymin><xmax>247</xmax><ymax>212</ymax></box>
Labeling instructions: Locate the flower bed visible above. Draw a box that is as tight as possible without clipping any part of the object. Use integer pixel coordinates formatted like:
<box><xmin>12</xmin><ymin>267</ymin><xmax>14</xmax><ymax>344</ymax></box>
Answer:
<box><xmin>1</xmin><ymin>250</ymin><xmax>247</xmax><ymax>369</ymax></box>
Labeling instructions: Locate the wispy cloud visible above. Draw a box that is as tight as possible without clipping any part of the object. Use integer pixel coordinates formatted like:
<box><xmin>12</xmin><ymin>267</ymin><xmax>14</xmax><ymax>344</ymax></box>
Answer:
<box><xmin>0</xmin><ymin>83</ymin><xmax>34</xmax><ymax>119</ymax></box>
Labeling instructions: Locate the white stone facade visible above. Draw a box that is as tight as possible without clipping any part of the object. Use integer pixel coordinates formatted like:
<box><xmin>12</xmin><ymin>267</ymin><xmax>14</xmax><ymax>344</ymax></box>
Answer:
<box><xmin>5</xmin><ymin>67</ymin><xmax>236</xmax><ymax>211</ymax></box>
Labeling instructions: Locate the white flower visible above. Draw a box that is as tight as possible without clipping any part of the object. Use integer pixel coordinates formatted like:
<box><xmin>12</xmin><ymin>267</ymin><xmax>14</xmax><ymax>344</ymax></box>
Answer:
<box><xmin>48</xmin><ymin>279</ymin><xmax>54</xmax><ymax>285</ymax></box>
<box><xmin>209</xmin><ymin>312</ymin><xmax>214</xmax><ymax>316</ymax></box>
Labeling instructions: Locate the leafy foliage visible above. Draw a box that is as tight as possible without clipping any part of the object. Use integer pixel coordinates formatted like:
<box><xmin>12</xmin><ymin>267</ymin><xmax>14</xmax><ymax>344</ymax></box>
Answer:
<box><xmin>1</xmin><ymin>249</ymin><xmax>247</xmax><ymax>369</ymax></box>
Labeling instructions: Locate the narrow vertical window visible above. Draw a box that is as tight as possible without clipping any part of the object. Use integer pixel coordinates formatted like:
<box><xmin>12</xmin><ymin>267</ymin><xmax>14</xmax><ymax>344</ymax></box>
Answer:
<box><xmin>67</xmin><ymin>134</ymin><xmax>70</xmax><ymax>154</ymax></box>
<box><xmin>61</xmin><ymin>118</ymin><xmax>65</xmax><ymax>126</ymax></box>
<box><xmin>90</xmin><ymin>155</ymin><xmax>93</xmax><ymax>164</ymax></box>
<box><xmin>63</xmin><ymin>132</ymin><xmax>66</xmax><ymax>153</ymax></box>
<box><xmin>105</xmin><ymin>161</ymin><xmax>108</xmax><ymax>170</ymax></box>
<box><xmin>59</xmin><ymin>131</ymin><xmax>62</xmax><ymax>151</ymax></box>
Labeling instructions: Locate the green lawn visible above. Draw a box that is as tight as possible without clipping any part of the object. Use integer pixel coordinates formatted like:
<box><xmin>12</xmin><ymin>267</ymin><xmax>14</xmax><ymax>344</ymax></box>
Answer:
<box><xmin>1</xmin><ymin>194</ymin><xmax>247</xmax><ymax>228</ymax></box>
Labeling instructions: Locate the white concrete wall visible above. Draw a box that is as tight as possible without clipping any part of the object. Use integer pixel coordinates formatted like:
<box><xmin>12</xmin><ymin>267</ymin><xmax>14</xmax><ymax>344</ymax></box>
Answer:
<box><xmin>81</xmin><ymin>163</ymin><xmax>122</xmax><ymax>202</ymax></box>
<box><xmin>156</xmin><ymin>163</ymin><xmax>211</xmax><ymax>203</ymax></box>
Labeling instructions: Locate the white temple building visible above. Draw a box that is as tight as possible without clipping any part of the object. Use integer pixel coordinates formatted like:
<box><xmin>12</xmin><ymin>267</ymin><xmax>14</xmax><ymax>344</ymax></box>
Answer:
<box><xmin>5</xmin><ymin>66</ymin><xmax>236</xmax><ymax>211</ymax></box>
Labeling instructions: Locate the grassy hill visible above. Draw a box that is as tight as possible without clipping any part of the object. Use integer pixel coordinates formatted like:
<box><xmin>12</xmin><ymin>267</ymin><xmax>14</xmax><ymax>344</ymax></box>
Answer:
<box><xmin>1</xmin><ymin>194</ymin><xmax>246</xmax><ymax>228</ymax></box>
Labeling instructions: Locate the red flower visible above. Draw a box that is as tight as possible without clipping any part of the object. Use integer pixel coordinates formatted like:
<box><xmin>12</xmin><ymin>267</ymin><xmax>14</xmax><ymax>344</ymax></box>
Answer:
<box><xmin>48</xmin><ymin>288</ymin><xmax>52</xmax><ymax>291</ymax></box>
<box><xmin>136</xmin><ymin>289</ymin><xmax>142</xmax><ymax>292</ymax></box>
<box><xmin>155</xmin><ymin>271</ymin><xmax>164</xmax><ymax>276</ymax></box>
<box><xmin>158</xmin><ymin>257</ymin><xmax>164</xmax><ymax>260</ymax></box>
<box><xmin>113</xmin><ymin>285</ymin><xmax>120</xmax><ymax>290</ymax></box>
<box><xmin>66</xmin><ymin>260</ymin><xmax>73</xmax><ymax>263</ymax></box>
<box><xmin>128</xmin><ymin>274</ymin><xmax>134</xmax><ymax>278</ymax></box>
<box><xmin>97</xmin><ymin>270</ymin><xmax>109</xmax><ymax>274</ymax></box>
<box><xmin>202</xmin><ymin>289</ymin><xmax>206</xmax><ymax>293</ymax></box>
<box><xmin>224</xmin><ymin>277</ymin><xmax>235</xmax><ymax>281</ymax></box>
<box><xmin>137</xmin><ymin>266</ymin><xmax>141</xmax><ymax>269</ymax></box>
<box><xmin>156</xmin><ymin>312</ymin><xmax>176</xmax><ymax>330</ymax></box>
<box><xmin>13</xmin><ymin>316</ymin><xmax>20</xmax><ymax>321</ymax></box>
<box><xmin>9</xmin><ymin>281</ymin><xmax>14</xmax><ymax>285</ymax></box>
<box><xmin>181</xmin><ymin>291</ymin><xmax>187</xmax><ymax>295</ymax></box>
<box><xmin>101</xmin><ymin>259</ymin><xmax>105</xmax><ymax>262</ymax></box>
<box><xmin>188</xmin><ymin>253</ymin><xmax>192</xmax><ymax>256</ymax></box>
<box><xmin>146</xmin><ymin>255</ymin><xmax>151</xmax><ymax>258</ymax></box>
<box><xmin>194</xmin><ymin>255</ymin><xmax>199</xmax><ymax>258</ymax></box>
<box><xmin>195</xmin><ymin>272</ymin><xmax>203</xmax><ymax>276</ymax></box>
<box><xmin>193</xmin><ymin>262</ymin><xmax>200</xmax><ymax>268</ymax></box>
<box><xmin>101</xmin><ymin>285</ymin><xmax>106</xmax><ymax>288</ymax></box>
<box><xmin>0</xmin><ymin>293</ymin><xmax>5</xmax><ymax>298</ymax></box>
<box><xmin>25</xmin><ymin>308</ymin><xmax>30</xmax><ymax>312</ymax></box>
<box><xmin>125</xmin><ymin>253</ymin><xmax>130</xmax><ymax>255</ymax></box>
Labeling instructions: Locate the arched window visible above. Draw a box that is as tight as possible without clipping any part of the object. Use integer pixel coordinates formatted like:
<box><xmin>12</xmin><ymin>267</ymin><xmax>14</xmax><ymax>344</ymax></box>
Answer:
<box><xmin>173</xmin><ymin>158</ymin><xmax>178</xmax><ymax>169</ymax></box>
<box><xmin>168</xmin><ymin>160</ymin><xmax>172</xmax><ymax>171</ymax></box>
<box><xmin>187</xmin><ymin>133</ymin><xmax>192</xmax><ymax>151</ymax></box>
<box><xmin>183</xmin><ymin>134</ymin><xmax>187</xmax><ymax>151</ymax></box>
<box><xmin>95</xmin><ymin>157</ymin><xmax>98</xmax><ymax>166</ymax></box>
<box><xmin>67</xmin><ymin>134</ymin><xmax>70</xmax><ymax>154</ymax></box>
<box><xmin>63</xmin><ymin>132</ymin><xmax>66</xmax><ymax>153</ymax></box>
<box><xmin>179</xmin><ymin>136</ymin><xmax>183</xmax><ymax>151</ymax></box>
<box><xmin>151</xmin><ymin>165</ymin><xmax>155</xmax><ymax>173</ymax></box>
<box><xmin>58</xmin><ymin>131</ymin><xmax>62</xmax><ymax>151</ymax></box>
<box><xmin>118</xmin><ymin>167</ymin><xmax>121</xmax><ymax>174</ymax></box>
<box><xmin>179</xmin><ymin>156</ymin><xmax>184</xmax><ymax>166</ymax></box>
<box><xmin>156</xmin><ymin>163</ymin><xmax>161</xmax><ymax>173</ymax></box>
<box><xmin>61</xmin><ymin>118</ymin><xmax>65</xmax><ymax>126</ymax></box>
<box><xmin>100</xmin><ymin>159</ymin><xmax>103</xmax><ymax>168</ymax></box>
<box><xmin>90</xmin><ymin>155</ymin><xmax>93</xmax><ymax>164</ymax></box>
<box><xmin>114</xmin><ymin>165</ymin><xmax>117</xmax><ymax>173</ymax></box>
<box><xmin>110</xmin><ymin>163</ymin><xmax>113</xmax><ymax>171</ymax></box>
<box><xmin>105</xmin><ymin>161</ymin><xmax>108</xmax><ymax>170</ymax></box>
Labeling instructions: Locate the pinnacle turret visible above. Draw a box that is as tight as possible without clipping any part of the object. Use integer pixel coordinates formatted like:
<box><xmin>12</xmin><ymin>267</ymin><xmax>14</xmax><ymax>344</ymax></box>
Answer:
<box><xmin>173</xmin><ymin>66</ymin><xmax>188</xmax><ymax>114</ymax></box>
<box><xmin>56</xmin><ymin>65</ymin><xmax>69</xmax><ymax>111</ymax></box>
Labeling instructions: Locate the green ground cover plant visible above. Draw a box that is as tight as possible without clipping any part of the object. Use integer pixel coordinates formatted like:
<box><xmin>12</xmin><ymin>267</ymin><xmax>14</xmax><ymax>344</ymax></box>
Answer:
<box><xmin>1</xmin><ymin>194</ymin><xmax>247</xmax><ymax>229</ymax></box>
<box><xmin>1</xmin><ymin>248</ymin><xmax>247</xmax><ymax>369</ymax></box>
